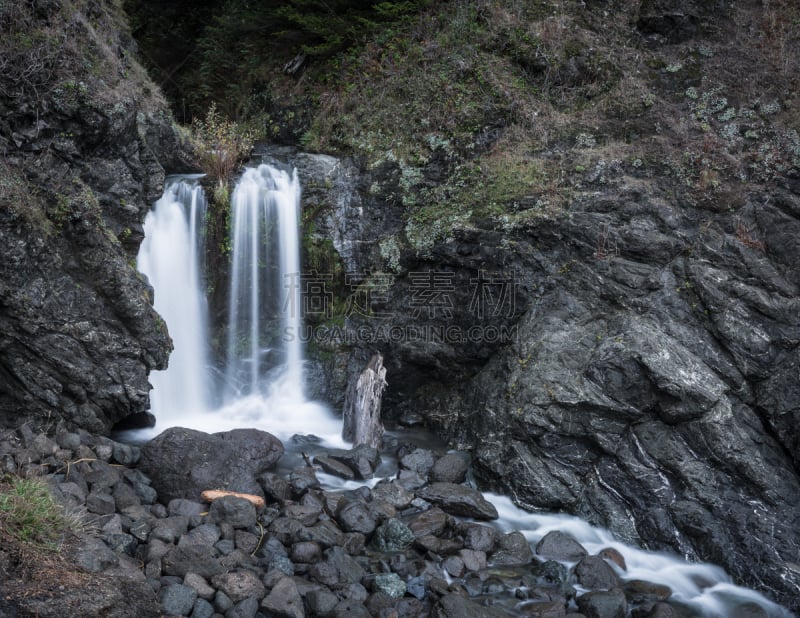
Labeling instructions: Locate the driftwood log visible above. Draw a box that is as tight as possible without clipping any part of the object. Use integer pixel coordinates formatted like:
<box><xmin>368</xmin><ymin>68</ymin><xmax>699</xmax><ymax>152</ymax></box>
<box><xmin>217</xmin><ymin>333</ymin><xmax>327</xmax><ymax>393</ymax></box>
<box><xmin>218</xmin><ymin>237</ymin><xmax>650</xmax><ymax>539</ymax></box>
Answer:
<box><xmin>342</xmin><ymin>353</ymin><xmax>387</xmax><ymax>449</ymax></box>
<box><xmin>200</xmin><ymin>489</ymin><xmax>265</xmax><ymax>509</ymax></box>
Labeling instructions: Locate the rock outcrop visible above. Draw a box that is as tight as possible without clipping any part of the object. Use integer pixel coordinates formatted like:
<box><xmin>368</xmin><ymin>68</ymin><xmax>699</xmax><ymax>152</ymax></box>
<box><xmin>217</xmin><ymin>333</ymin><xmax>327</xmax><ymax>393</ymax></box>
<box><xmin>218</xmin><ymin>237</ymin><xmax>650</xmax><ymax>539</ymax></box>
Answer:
<box><xmin>0</xmin><ymin>0</ymin><xmax>181</xmax><ymax>433</ymax></box>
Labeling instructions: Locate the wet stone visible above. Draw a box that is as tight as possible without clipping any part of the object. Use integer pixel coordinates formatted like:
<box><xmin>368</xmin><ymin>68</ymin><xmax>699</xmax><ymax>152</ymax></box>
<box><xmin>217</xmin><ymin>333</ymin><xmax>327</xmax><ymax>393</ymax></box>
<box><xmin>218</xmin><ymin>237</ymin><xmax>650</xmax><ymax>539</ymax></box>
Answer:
<box><xmin>208</xmin><ymin>495</ymin><xmax>257</xmax><ymax>529</ymax></box>
<box><xmin>227</xmin><ymin>596</ymin><xmax>260</xmax><ymax>618</ymax></box>
<box><xmin>184</xmin><ymin>572</ymin><xmax>215</xmax><ymax>600</ymax></box>
<box><xmin>408</xmin><ymin>507</ymin><xmax>448</xmax><ymax>537</ymax></box>
<box><xmin>577</xmin><ymin>589</ymin><xmax>627</xmax><ymax>618</ymax></box>
<box><xmin>159</xmin><ymin>583</ymin><xmax>197</xmax><ymax>616</ymax></box>
<box><xmin>415</xmin><ymin>483</ymin><xmax>498</xmax><ymax>520</ymax></box>
<box><xmin>462</xmin><ymin>522</ymin><xmax>498</xmax><ymax>552</ymax></box>
<box><xmin>536</xmin><ymin>531</ymin><xmax>588</xmax><ymax>562</ymax></box>
<box><xmin>491</xmin><ymin>531</ymin><xmax>534</xmax><ymax>565</ymax></box>
<box><xmin>373</xmin><ymin>572</ymin><xmax>406</xmax><ymax>599</ymax></box>
<box><xmin>431</xmin><ymin>452</ymin><xmax>470</xmax><ymax>484</ymax></box>
<box><xmin>315</xmin><ymin>455</ymin><xmax>356</xmax><ymax>480</ymax></box>
<box><xmin>373</xmin><ymin>517</ymin><xmax>415</xmax><ymax>552</ymax></box>
<box><xmin>623</xmin><ymin>580</ymin><xmax>672</xmax><ymax>604</ymax></box>
<box><xmin>335</xmin><ymin>498</ymin><xmax>377</xmax><ymax>535</ymax></box>
<box><xmin>574</xmin><ymin>556</ymin><xmax>622</xmax><ymax>591</ymax></box>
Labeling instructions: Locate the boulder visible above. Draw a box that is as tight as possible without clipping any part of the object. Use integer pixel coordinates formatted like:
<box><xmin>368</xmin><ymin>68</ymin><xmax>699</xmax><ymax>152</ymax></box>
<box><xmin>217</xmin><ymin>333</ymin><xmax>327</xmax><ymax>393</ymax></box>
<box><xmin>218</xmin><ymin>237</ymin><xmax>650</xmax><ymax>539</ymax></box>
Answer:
<box><xmin>139</xmin><ymin>427</ymin><xmax>282</xmax><ymax>503</ymax></box>
<box><xmin>416</xmin><ymin>483</ymin><xmax>498</xmax><ymax>520</ymax></box>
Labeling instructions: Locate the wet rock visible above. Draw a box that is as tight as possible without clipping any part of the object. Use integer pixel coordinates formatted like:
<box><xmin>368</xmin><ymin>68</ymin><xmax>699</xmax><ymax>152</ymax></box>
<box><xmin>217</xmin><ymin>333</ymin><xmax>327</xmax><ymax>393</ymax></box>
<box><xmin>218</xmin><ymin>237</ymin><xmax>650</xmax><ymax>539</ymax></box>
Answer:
<box><xmin>209</xmin><ymin>495</ymin><xmax>257</xmax><ymax>529</ymax></box>
<box><xmin>335</xmin><ymin>498</ymin><xmax>377</xmax><ymax>535</ymax></box>
<box><xmin>228</xmin><ymin>596</ymin><xmax>260</xmax><ymax>618</ymax></box>
<box><xmin>184</xmin><ymin>572</ymin><xmax>215</xmax><ymax>600</ymax></box>
<box><xmin>408</xmin><ymin>507</ymin><xmax>449</xmax><ymax>537</ymax></box>
<box><xmin>577</xmin><ymin>589</ymin><xmax>627</xmax><ymax>618</ymax></box>
<box><xmin>431</xmin><ymin>452</ymin><xmax>470</xmax><ymax>484</ymax></box>
<box><xmin>162</xmin><ymin>543</ymin><xmax>225</xmax><ymax>578</ymax></box>
<box><xmin>261</xmin><ymin>577</ymin><xmax>304</xmax><ymax>618</ymax></box>
<box><xmin>191</xmin><ymin>598</ymin><xmax>215</xmax><ymax>618</ymax></box>
<box><xmin>159</xmin><ymin>583</ymin><xmax>197</xmax><ymax>616</ymax></box>
<box><xmin>416</xmin><ymin>483</ymin><xmax>498</xmax><ymax>520</ymax></box>
<box><xmin>598</xmin><ymin>548</ymin><xmax>627</xmax><ymax>571</ymax></box>
<box><xmin>303</xmin><ymin>520</ymin><xmax>346</xmax><ymax>548</ymax></box>
<box><xmin>259</xmin><ymin>471</ymin><xmax>292</xmax><ymax>502</ymax></box>
<box><xmin>491</xmin><ymin>531</ymin><xmax>534</xmax><ymax>565</ymax></box>
<box><xmin>327</xmin><ymin>445</ymin><xmax>381</xmax><ymax>480</ymax></box>
<box><xmin>461</xmin><ymin>522</ymin><xmax>498</xmax><ymax>552</ymax></box>
<box><xmin>623</xmin><ymin>580</ymin><xmax>671</xmax><ymax>604</ymax></box>
<box><xmin>291</xmin><ymin>541</ymin><xmax>322</xmax><ymax>564</ymax></box>
<box><xmin>373</xmin><ymin>572</ymin><xmax>406</xmax><ymax>598</ymax></box>
<box><xmin>332</xmin><ymin>598</ymin><xmax>370</xmax><ymax>618</ymax></box>
<box><xmin>151</xmin><ymin>516</ymin><xmax>190</xmax><ymax>543</ymax></box>
<box><xmin>536</xmin><ymin>531</ymin><xmax>588</xmax><ymax>562</ymax></box>
<box><xmin>306</xmin><ymin>588</ymin><xmax>339</xmax><ymax>615</ymax></box>
<box><xmin>211</xmin><ymin>570</ymin><xmax>266</xmax><ymax>604</ymax></box>
<box><xmin>444</xmin><ymin>556</ymin><xmax>465</xmax><ymax>577</ymax></box>
<box><xmin>289</xmin><ymin>467</ymin><xmax>321</xmax><ymax>496</ymax></box>
<box><xmin>435</xmin><ymin>592</ymin><xmax>511</xmax><ymax>617</ymax></box>
<box><xmin>372</xmin><ymin>479</ymin><xmax>415</xmax><ymax>509</ymax></box>
<box><xmin>315</xmin><ymin>455</ymin><xmax>356</xmax><ymax>480</ymax></box>
<box><xmin>400</xmin><ymin>449</ymin><xmax>436</xmax><ymax>476</ymax></box>
<box><xmin>373</xmin><ymin>518</ymin><xmax>415</xmax><ymax>552</ymax></box>
<box><xmin>574</xmin><ymin>556</ymin><xmax>622</xmax><ymax>590</ymax></box>
<box><xmin>523</xmin><ymin>600</ymin><xmax>568</xmax><ymax>618</ymax></box>
<box><xmin>139</xmin><ymin>427</ymin><xmax>280</xmax><ymax>503</ymax></box>
<box><xmin>459</xmin><ymin>549</ymin><xmax>487</xmax><ymax>572</ymax></box>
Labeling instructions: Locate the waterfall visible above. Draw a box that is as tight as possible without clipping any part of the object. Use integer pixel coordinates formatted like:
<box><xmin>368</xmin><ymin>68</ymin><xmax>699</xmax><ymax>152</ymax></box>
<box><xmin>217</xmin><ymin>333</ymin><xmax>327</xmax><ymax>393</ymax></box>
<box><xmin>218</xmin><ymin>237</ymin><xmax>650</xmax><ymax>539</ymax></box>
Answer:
<box><xmin>224</xmin><ymin>165</ymin><xmax>302</xmax><ymax>399</ymax></box>
<box><xmin>137</xmin><ymin>176</ymin><xmax>210</xmax><ymax>420</ymax></box>
<box><xmin>135</xmin><ymin>165</ymin><xmax>343</xmax><ymax>445</ymax></box>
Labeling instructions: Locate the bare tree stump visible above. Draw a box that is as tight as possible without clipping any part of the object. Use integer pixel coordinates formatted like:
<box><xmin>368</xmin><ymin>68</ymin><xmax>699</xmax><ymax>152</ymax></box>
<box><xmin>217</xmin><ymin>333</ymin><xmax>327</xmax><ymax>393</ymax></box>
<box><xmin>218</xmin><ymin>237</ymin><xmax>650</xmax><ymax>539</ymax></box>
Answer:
<box><xmin>342</xmin><ymin>353</ymin><xmax>387</xmax><ymax>449</ymax></box>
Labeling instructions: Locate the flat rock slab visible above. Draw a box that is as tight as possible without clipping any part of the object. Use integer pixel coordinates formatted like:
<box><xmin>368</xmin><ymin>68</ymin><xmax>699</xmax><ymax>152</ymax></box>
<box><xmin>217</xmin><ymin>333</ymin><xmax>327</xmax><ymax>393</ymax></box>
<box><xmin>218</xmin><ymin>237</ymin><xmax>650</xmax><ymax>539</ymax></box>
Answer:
<box><xmin>416</xmin><ymin>482</ymin><xmax>499</xmax><ymax>520</ymax></box>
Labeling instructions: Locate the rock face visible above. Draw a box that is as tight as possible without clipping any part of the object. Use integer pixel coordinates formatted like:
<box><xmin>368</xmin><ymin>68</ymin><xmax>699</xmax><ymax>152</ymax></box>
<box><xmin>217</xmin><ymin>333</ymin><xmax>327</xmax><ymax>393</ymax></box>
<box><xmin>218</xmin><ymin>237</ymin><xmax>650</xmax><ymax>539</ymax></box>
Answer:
<box><xmin>0</xmin><ymin>0</ymin><xmax>181</xmax><ymax>433</ymax></box>
<box><xmin>288</xmin><ymin>83</ymin><xmax>800</xmax><ymax>618</ymax></box>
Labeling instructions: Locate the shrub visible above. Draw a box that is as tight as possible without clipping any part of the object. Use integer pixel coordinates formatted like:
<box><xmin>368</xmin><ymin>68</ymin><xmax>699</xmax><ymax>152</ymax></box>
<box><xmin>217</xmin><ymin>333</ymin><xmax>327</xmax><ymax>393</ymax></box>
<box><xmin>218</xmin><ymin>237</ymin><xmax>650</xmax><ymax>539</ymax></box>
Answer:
<box><xmin>190</xmin><ymin>103</ymin><xmax>254</xmax><ymax>186</ymax></box>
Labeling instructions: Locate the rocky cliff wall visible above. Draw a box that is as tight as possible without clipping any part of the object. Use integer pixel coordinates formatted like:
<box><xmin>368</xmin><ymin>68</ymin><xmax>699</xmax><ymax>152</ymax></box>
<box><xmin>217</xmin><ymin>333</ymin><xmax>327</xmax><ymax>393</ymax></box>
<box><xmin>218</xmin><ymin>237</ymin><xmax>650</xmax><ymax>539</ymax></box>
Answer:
<box><xmin>0</xmin><ymin>0</ymin><xmax>181</xmax><ymax>433</ymax></box>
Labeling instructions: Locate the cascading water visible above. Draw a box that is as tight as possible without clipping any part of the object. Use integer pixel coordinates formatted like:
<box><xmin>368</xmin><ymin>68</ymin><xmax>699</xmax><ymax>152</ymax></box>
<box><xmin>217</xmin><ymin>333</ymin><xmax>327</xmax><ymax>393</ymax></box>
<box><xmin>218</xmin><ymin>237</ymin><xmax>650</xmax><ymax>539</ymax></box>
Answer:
<box><xmin>135</xmin><ymin>165</ymin><xmax>342</xmax><ymax>445</ymax></box>
<box><xmin>137</xmin><ymin>176</ymin><xmax>210</xmax><ymax>420</ymax></box>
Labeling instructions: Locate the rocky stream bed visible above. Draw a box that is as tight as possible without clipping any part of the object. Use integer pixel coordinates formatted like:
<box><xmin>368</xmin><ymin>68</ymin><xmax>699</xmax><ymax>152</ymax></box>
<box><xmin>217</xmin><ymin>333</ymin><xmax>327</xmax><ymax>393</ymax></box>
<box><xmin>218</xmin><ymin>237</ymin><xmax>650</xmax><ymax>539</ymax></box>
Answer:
<box><xmin>0</xmin><ymin>424</ymin><xmax>791</xmax><ymax>618</ymax></box>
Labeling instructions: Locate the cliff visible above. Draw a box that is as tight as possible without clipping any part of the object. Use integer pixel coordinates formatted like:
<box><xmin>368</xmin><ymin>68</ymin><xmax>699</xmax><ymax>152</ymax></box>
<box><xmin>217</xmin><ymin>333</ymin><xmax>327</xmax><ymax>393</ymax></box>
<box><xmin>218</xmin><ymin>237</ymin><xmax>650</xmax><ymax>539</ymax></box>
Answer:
<box><xmin>0</xmin><ymin>0</ymin><xmax>179</xmax><ymax>433</ymax></box>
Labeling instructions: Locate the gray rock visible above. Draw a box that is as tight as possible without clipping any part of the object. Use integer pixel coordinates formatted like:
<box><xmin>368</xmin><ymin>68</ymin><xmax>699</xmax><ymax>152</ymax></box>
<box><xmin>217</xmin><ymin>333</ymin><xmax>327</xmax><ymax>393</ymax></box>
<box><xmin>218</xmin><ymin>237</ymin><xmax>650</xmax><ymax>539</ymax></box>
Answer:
<box><xmin>536</xmin><ymin>531</ymin><xmax>588</xmax><ymax>562</ymax></box>
<box><xmin>105</xmin><ymin>532</ymin><xmax>137</xmax><ymax>556</ymax></box>
<box><xmin>491</xmin><ymin>531</ymin><xmax>533</xmax><ymax>565</ymax></box>
<box><xmin>226</xmin><ymin>596</ymin><xmax>259</xmax><ymax>618</ymax></box>
<box><xmin>574</xmin><ymin>556</ymin><xmax>622</xmax><ymax>591</ymax></box>
<box><xmin>289</xmin><ymin>467</ymin><xmax>320</xmax><ymax>496</ymax></box>
<box><xmin>139</xmin><ymin>427</ymin><xmax>281</xmax><ymax>503</ymax></box>
<box><xmin>151</xmin><ymin>516</ymin><xmax>190</xmax><ymax>543</ymax></box>
<box><xmin>86</xmin><ymin>490</ymin><xmax>116</xmax><ymax>515</ymax></box>
<box><xmin>314</xmin><ymin>455</ymin><xmax>355</xmax><ymax>480</ymax></box>
<box><xmin>371</xmin><ymin>479</ymin><xmax>414</xmax><ymax>509</ymax></box>
<box><xmin>168</xmin><ymin>498</ymin><xmax>205</xmax><ymax>517</ymax></box>
<box><xmin>260</xmin><ymin>577</ymin><xmax>304</xmax><ymax>618</ymax></box>
<box><xmin>400</xmin><ymin>448</ymin><xmax>435</xmax><ymax>476</ymax></box>
<box><xmin>209</xmin><ymin>496</ymin><xmax>257</xmax><ymax>529</ymax></box>
<box><xmin>372</xmin><ymin>518</ymin><xmax>414</xmax><ymax>552</ymax></box>
<box><xmin>623</xmin><ymin>579</ymin><xmax>671</xmax><ymax>604</ymax></box>
<box><xmin>408</xmin><ymin>507</ymin><xmax>448</xmax><ymax>537</ymax></box>
<box><xmin>461</xmin><ymin>522</ymin><xmax>497</xmax><ymax>552</ymax></box>
<box><xmin>215</xmin><ymin>590</ymin><xmax>234</xmax><ymax>613</ymax></box>
<box><xmin>327</xmin><ymin>445</ymin><xmax>381</xmax><ymax>480</ymax></box>
<box><xmin>184</xmin><ymin>572</ymin><xmax>215</xmax><ymax>600</ymax></box>
<box><xmin>577</xmin><ymin>589</ymin><xmax>627</xmax><ymax>618</ymax></box>
<box><xmin>74</xmin><ymin>537</ymin><xmax>119</xmax><ymax>573</ymax></box>
<box><xmin>335</xmin><ymin>498</ymin><xmax>377</xmax><ymax>535</ymax></box>
<box><xmin>159</xmin><ymin>583</ymin><xmax>197</xmax><ymax>616</ymax></box>
<box><xmin>191</xmin><ymin>597</ymin><xmax>215</xmax><ymax>618</ymax></box>
<box><xmin>435</xmin><ymin>593</ymin><xmax>511</xmax><ymax>618</ymax></box>
<box><xmin>305</xmin><ymin>588</ymin><xmax>339</xmax><ymax>615</ymax></box>
<box><xmin>415</xmin><ymin>483</ymin><xmax>498</xmax><ymax>520</ymax></box>
<box><xmin>431</xmin><ymin>452</ymin><xmax>470</xmax><ymax>484</ymax></box>
<box><xmin>211</xmin><ymin>570</ymin><xmax>266</xmax><ymax>604</ymax></box>
<box><xmin>372</xmin><ymin>573</ymin><xmax>406</xmax><ymax>599</ymax></box>
<box><xmin>112</xmin><ymin>441</ymin><xmax>140</xmax><ymax>465</ymax></box>
<box><xmin>112</xmin><ymin>482</ymin><xmax>141</xmax><ymax>511</ymax></box>
<box><xmin>291</xmin><ymin>541</ymin><xmax>322</xmax><ymax>564</ymax></box>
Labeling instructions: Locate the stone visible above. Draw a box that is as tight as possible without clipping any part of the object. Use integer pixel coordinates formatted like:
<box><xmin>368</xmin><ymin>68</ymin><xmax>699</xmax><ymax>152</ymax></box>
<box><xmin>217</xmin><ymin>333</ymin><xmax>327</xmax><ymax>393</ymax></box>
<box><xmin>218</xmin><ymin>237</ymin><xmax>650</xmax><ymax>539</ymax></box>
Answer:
<box><xmin>598</xmin><ymin>548</ymin><xmax>627</xmax><ymax>571</ymax></box>
<box><xmin>184</xmin><ymin>572</ymin><xmax>215</xmax><ymax>600</ymax></box>
<box><xmin>289</xmin><ymin>467</ymin><xmax>321</xmax><ymax>496</ymax></box>
<box><xmin>315</xmin><ymin>455</ymin><xmax>356</xmax><ymax>480</ymax></box>
<box><xmin>436</xmin><ymin>593</ymin><xmax>511</xmax><ymax>618</ymax></box>
<box><xmin>335</xmin><ymin>498</ymin><xmax>377</xmax><ymax>535</ymax></box>
<box><xmin>491</xmin><ymin>531</ymin><xmax>534</xmax><ymax>565</ymax></box>
<box><xmin>523</xmin><ymin>600</ymin><xmax>567</xmax><ymax>618</ymax></box>
<box><xmin>139</xmin><ymin>427</ymin><xmax>280</xmax><ymax>503</ymax></box>
<box><xmin>371</xmin><ymin>479</ymin><xmax>415</xmax><ymax>509</ymax></box>
<box><xmin>260</xmin><ymin>577</ymin><xmax>304</xmax><ymax>618</ymax></box>
<box><xmin>111</xmin><ymin>441</ymin><xmax>140</xmax><ymax>465</ymax></box>
<box><xmin>623</xmin><ymin>580</ymin><xmax>671</xmax><ymax>604</ymax></box>
<box><xmin>291</xmin><ymin>541</ymin><xmax>322</xmax><ymax>564</ymax></box>
<box><xmin>305</xmin><ymin>588</ymin><xmax>339</xmax><ymax>615</ymax></box>
<box><xmin>574</xmin><ymin>556</ymin><xmax>622</xmax><ymax>591</ymax></box>
<box><xmin>431</xmin><ymin>452</ymin><xmax>470</xmax><ymax>484</ymax></box>
<box><xmin>191</xmin><ymin>598</ymin><xmax>215</xmax><ymax>618</ymax></box>
<box><xmin>209</xmin><ymin>496</ymin><xmax>257</xmax><ymax>529</ymax></box>
<box><xmin>227</xmin><ymin>596</ymin><xmax>260</xmax><ymax>618</ymax></box>
<box><xmin>372</xmin><ymin>573</ymin><xmax>406</xmax><ymax>599</ymax></box>
<box><xmin>408</xmin><ymin>507</ymin><xmax>448</xmax><ymax>537</ymax></box>
<box><xmin>400</xmin><ymin>449</ymin><xmax>435</xmax><ymax>476</ymax></box>
<box><xmin>415</xmin><ymin>483</ymin><xmax>498</xmax><ymax>520</ymax></box>
<box><xmin>159</xmin><ymin>583</ymin><xmax>197</xmax><ymax>616</ymax></box>
<box><xmin>112</xmin><ymin>482</ymin><xmax>141</xmax><ymax>511</ymax></box>
<box><xmin>327</xmin><ymin>445</ymin><xmax>381</xmax><ymax>480</ymax></box>
<box><xmin>86</xmin><ymin>491</ymin><xmax>116</xmax><ymax>515</ymax></box>
<box><xmin>536</xmin><ymin>531</ymin><xmax>589</xmax><ymax>562</ymax></box>
<box><xmin>577</xmin><ymin>589</ymin><xmax>627</xmax><ymax>618</ymax></box>
<box><xmin>372</xmin><ymin>518</ymin><xmax>415</xmax><ymax>552</ymax></box>
<box><xmin>459</xmin><ymin>549</ymin><xmax>487</xmax><ymax>571</ymax></box>
<box><xmin>462</xmin><ymin>522</ymin><xmax>497</xmax><ymax>552</ymax></box>
<box><xmin>211</xmin><ymin>570</ymin><xmax>266</xmax><ymax>604</ymax></box>
<box><xmin>168</xmin><ymin>498</ymin><xmax>206</xmax><ymax>517</ymax></box>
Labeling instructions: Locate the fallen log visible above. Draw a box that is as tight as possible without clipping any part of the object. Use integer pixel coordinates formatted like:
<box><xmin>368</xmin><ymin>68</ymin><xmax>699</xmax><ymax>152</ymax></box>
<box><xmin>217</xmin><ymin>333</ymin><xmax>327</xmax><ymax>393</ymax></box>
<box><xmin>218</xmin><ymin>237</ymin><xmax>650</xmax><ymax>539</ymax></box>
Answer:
<box><xmin>200</xmin><ymin>489</ymin><xmax>266</xmax><ymax>509</ymax></box>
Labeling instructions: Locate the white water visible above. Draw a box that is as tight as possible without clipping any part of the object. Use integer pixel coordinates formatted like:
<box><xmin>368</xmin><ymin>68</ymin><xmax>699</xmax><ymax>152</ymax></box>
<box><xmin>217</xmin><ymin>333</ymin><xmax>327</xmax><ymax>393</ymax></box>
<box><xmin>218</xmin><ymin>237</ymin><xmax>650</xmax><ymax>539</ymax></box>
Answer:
<box><xmin>136</xmin><ymin>167</ymin><xmax>343</xmax><ymax>446</ymax></box>
<box><xmin>488</xmin><ymin>493</ymin><xmax>792</xmax><ymax>617</ymax></box>
<box><xmin>137</xmin><ymin>176</ymin><xmax>210</xmax><ymax>419</ymax></box>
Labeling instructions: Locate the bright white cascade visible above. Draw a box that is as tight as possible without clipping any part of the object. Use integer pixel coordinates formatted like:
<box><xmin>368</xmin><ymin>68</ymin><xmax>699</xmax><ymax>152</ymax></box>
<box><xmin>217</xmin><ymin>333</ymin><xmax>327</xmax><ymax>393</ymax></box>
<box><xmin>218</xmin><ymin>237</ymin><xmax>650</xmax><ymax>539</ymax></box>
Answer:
<box><xmin>137</xmin><ymin>176</ymin><xmax>210</xmax><ymax>420</ymax></box>
<box><xmin>136</xmin><ymin>166</ymin><xmax>343</xmax><ymax>445</ymax></box>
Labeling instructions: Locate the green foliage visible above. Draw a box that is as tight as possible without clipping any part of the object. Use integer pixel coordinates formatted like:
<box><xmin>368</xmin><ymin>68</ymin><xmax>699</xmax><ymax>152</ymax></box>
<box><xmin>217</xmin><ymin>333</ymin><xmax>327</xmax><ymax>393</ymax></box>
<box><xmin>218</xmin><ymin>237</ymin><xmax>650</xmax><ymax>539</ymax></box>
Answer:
<box><xmin>191</xmin><ymin>103</ymin><xmax>254</xmax><ymax>185</ymax></box>
<box><xmin>0</xmin><ymin>475</ymin><xmax>70</xmax><ymax>549</ymax></box>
